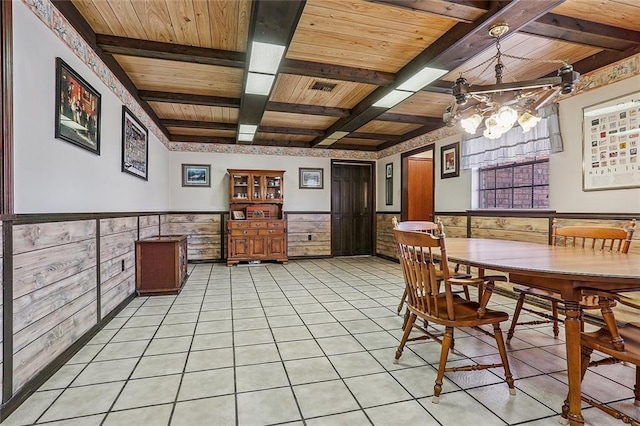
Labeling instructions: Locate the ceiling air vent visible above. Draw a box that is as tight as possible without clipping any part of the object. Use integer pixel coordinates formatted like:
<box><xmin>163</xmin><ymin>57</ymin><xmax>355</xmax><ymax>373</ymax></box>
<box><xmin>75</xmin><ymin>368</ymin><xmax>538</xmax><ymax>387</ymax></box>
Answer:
<box><xmin>310</xmin><ymin>81</ymin><xmax>337</xmax><ymax>92</ymax></box>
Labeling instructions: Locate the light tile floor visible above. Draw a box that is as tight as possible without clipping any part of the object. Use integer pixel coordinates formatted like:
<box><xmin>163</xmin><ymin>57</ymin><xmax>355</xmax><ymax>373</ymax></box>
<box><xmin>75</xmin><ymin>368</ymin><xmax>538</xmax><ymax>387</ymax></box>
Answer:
<box><xmin>3</xmin><ymin>257</ymin><xmax>638</xmax><ymax>425</ymax></box>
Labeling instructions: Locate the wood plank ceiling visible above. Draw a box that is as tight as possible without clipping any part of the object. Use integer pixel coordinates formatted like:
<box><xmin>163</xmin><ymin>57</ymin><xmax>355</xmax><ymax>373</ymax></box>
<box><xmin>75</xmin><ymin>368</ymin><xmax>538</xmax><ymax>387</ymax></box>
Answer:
<box><xmin>54</xmin><ymin>0</ymin><xmax>640</xmax><ymax>151</ymax></box>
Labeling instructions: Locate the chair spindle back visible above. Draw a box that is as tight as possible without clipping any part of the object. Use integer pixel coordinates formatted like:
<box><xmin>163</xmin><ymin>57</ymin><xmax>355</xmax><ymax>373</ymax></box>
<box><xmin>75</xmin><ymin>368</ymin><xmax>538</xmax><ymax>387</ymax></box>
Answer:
<box><xmin>551</xmin><ymin>218</ymin><xmax>636</xmax><ymax>253</ymax></box>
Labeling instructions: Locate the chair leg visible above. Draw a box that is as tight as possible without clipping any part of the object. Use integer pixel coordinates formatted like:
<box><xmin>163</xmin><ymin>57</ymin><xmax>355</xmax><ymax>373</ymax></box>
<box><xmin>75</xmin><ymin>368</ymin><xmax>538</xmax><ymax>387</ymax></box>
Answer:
<box><xmin>507</xmin><ymin>293</ymin><xmax>526</xmax><ymax>344</ymax></box>
<box><xmin>561</xmin><ymin>345</ymin><xmax>593</xmax><ymax>423</ymax></box>
<box><xmin>397</xmin><ymin>288</ymin><xmax>407</xmax><ymax>315</ymax></box>
<box><xmin>462</xmin><ymin>285</ymin><xmax>471</xmax><ymax>301</ymax></box>
<box><xmin>552</xmin><ymin>301</ymin><xmax>560</xmax><ymax>338</ymax></box>
<box><xmin>433</xmin><ymin>326</ymin><xmax>453</xmax><ymax>404</ymax></box>
<box><xmin>395</xmin><ymin>313</ymin><xmax>416</xmax><ymax>363</ymax></box>
<box><xmin>401</xmin><ymin>308</ymin><xmax>410</xmax><ymax>331</ymax></box>
<box><xmin>635</xmin><ymin>366</ymin><xmax>640</xmax><ymax>407</ymax></box>
<box><xmin>493</xmin><ymin>324</ymin><xmax>515</xmax><ymax>395</ymax></box>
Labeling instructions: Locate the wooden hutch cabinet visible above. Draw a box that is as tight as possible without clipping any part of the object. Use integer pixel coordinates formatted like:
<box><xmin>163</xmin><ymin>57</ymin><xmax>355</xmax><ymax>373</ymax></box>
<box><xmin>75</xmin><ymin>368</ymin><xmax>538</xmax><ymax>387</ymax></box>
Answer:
<box><xmin>227</xmin><ymin>169</ymin><xmax>287</xmax><ymax>266</ymax></box>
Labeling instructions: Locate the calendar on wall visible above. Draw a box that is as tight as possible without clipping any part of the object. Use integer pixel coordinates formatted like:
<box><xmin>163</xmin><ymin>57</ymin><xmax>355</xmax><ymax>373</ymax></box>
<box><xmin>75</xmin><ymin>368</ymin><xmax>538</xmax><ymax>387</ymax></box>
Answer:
<box><xmin>582</xmin><ymin>92</ymin><xmax>640</xmax><ymax>191</ymax></box>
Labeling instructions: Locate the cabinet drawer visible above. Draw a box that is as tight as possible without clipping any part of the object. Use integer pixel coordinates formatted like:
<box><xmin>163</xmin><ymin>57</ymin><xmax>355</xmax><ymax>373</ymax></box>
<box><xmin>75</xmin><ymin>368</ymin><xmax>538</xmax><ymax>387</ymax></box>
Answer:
<box><xmin>230</xmin><ymin>229</ymin><xmax>258</xmax><ymax>236</ymax></box>
<box><xmin>229</xmin><ymin>221</ymin><xmax>249</xmax><ymax>229</ymax></box>
<box><xmin>249</xmin><ymin>221</ymin><xmax>267</xmax><ymax>228</ymax></box>
<box><xmin>268</xmin><ymin>221</ymin><xmax>285</xmax><ymax>229</ymax></box>
<box><xmin>259</xmin><ymin>229</ymin><xmax>284</xmax><ymax>236</ymax></box>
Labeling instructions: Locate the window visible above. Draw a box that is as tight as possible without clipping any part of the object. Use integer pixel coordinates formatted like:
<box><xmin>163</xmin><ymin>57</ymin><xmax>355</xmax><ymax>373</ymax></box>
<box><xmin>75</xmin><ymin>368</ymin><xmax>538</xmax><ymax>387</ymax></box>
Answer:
<box><xmin>479</xmin><ymin>158</ymin><xmax>549</xmax><ymax>209</ymax></box>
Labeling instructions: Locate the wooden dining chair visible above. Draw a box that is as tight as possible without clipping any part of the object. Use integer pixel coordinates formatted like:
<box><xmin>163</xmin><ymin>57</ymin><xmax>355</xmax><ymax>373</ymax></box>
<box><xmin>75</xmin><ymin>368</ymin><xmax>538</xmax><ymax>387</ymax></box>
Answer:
<box><xmin>560</xmin><ymin>290</ymin><xmax>640</xmax><ymax>425</ymax></box>
<box><xmin>393</xmin><ymin>225</ymin><xmax>516</xmax><ymax>403</ymax></box>
<box><xmin>506</xmin><ymin>219</ymin><xmax>636</xmax><ymax>344</ymax></box>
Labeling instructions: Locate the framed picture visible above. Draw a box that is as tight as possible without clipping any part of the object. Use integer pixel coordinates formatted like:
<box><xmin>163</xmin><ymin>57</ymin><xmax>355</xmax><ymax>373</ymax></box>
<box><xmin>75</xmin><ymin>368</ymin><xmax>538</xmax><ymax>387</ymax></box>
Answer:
<box><xmin>182</xmin><ymin>164</ymin><xmax>211</xmax><ymax>187</ymax></box>
<box><xmin>232</xmin><ymin>211</ymin><xmax>245</xmax><ymax>220</ymax></box>
<box><xmin>440</xmin><ymin>142</ymin><xmax>460</xmax><ymax>179</ymax></box>
<box><xmin>582</xmin><ymin>92</ymin><xmax>640</xmax><ymax>191</ymax></box>
<box><xmin>385</xmin><ymin>163</ymin><xmax>393</xmax><ymax>178</ymax></box>
<box><xmin>299</xmin><ymin>168</ymin><xmax>323</xmax><ymax>189</ymax></box>
<box><xmin>55</xmin><ymin>57</ymin><xmax>101</xmax><ymax>154</ymax></box>
<box><xmin>121</xmin><ymin>106</ymin><xmax>149</xmax><ymax>180</ymax></box>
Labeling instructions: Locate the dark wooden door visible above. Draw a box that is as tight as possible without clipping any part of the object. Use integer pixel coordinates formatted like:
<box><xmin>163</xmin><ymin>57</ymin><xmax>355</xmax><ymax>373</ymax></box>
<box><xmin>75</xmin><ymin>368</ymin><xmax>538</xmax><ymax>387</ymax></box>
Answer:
<box><xmin>407</xmin><ymin>157</ymin><xmax>434</xmax><ymax>221</ymax></box>
<box><xmin>331</xmin><ymin>162</ymin><xmax>373</xmax><ymax>256</ymax></box>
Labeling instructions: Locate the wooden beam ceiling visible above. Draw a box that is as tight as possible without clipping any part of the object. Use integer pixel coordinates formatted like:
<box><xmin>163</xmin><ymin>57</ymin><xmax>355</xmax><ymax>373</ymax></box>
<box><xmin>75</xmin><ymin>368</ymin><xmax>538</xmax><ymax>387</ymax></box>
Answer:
<box><xmin>368</xmin><ymin>0</ymin><xmax>489</xmax><ymax>23</ymax></box>
<box><xmin>311</xmin><ymin>0</ymin><xmax>566</xmax><ymax>147</ymax></box>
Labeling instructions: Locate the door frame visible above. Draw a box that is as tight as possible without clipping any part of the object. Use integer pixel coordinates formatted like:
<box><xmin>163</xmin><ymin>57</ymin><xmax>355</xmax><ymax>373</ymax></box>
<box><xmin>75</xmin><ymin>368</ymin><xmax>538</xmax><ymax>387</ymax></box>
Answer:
<box><xmin>330</xmin><ymin>159</ymin><xmax>376</xmax><ymax>256</ymax></box>
<box><xmin>400</xmin><ymin>144</ymin><xmax>435</xmax><ymax>222</ymax></box>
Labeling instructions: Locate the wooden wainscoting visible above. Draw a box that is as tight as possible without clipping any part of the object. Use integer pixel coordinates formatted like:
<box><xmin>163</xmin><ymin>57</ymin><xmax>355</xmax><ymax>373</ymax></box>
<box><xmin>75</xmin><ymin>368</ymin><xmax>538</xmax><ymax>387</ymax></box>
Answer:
<box><xmin>287</xmin><ymin>213</ymin><xmax>331</xmax><ymax>258</ymax></box>
<box><xmin>470</xmin><ymin>216</ymin><xmax>549</xmax><ymax>244</ymax></box>
<box><xmin>161</xmin><ymin>214</ymin><xmax>223</xmax><ymax>261</ymax></box>
<box><xmin>375</xmin><ymin>213</ymin><xmax>399</xmax><ymax>260</ymax></box>
<box><xmin>437</xmin><ymin>214</ymin><xmax>467</xmax><ymax>238</ymax></box>
<box><xmin>139</xmin><ymin>214</ymin><xmax>160</xmax><ymax>239</ymax></box>
<box><xmin>100</xmin><ymin>217</ymin><xmax>137</xmax><ymax>318</ymax></box>
<box><xmin>12</xmin><ymin>220</ymin><xmax>98</xmax><ymax>393</ymax></box>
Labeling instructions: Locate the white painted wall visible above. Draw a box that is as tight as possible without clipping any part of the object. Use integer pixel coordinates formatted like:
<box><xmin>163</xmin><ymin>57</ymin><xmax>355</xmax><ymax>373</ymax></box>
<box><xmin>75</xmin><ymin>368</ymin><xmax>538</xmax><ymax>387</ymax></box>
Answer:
<box><xmin>169</xmin><ymin>152</ymin><xmax>331</xmax><ymax>212</ymax></box>
<box><xmin>13</xmin><ymin>2</ymin><xmax>170</xmax><ymax>213</ymax></box>
<box><xmin>552</xmin><ymin>76</ymin><xmax>640</xmax><ymax>213</ymax></box>
<box><xmin>376</xmin><ymin>155</ymin><xmax>401</xmax><ymax>211</ymax></box>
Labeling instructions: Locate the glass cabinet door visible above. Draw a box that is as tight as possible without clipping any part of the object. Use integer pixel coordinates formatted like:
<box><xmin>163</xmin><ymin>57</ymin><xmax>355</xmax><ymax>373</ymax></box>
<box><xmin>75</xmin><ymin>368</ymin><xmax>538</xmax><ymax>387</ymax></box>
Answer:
<box><xmin>251</xmin><ymin>174</ymin><xmax>264</xmax><ymax>201</ymax></box>
<box><xmin>231</xmin><ymin>173</ymin><xmax>250</xmax><ymax>200</ymax></box>
<box><xmin>264</xmin><ymin>174</ymin><xmax>283</xmax><ymax>201</ymax></box>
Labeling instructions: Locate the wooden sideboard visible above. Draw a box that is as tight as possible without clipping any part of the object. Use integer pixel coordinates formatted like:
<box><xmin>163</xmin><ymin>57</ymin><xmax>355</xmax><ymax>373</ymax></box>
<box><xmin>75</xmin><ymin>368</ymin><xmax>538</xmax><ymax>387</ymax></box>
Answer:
<box><xmin>227</xmin><ymin>169</ymin><xmax>287</xmax><ymax>266</ymax></box>
<box><xmin>135</xmin><ymin>235</ymin><xmax>188</xmax><ymax>295</ymax></box>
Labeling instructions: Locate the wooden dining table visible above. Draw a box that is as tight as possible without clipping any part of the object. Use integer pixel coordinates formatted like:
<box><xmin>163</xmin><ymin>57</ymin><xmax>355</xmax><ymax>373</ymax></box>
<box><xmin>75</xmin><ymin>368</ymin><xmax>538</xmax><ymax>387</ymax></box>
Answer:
<box><xmin>441</xmin><ymin>237</ymin><xmax>640</xmax><ymax>426</ymax></box>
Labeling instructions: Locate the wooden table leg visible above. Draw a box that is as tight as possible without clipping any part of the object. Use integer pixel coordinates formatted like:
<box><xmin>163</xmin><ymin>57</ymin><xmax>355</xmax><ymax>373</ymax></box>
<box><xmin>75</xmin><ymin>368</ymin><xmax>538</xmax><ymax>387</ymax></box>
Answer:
<box><xmin>564</xmin><ymin>301</ymin><xmax>585</xmax><ymax>426</ymax></box>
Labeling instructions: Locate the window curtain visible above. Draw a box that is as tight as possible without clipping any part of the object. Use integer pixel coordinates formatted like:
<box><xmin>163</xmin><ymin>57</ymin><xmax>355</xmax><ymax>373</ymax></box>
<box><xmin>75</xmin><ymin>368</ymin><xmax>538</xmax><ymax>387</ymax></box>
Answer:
<box><xmin>461</xmin><ymin>104</ymin><xmax>562</xmax><ymax>170</ymax></box>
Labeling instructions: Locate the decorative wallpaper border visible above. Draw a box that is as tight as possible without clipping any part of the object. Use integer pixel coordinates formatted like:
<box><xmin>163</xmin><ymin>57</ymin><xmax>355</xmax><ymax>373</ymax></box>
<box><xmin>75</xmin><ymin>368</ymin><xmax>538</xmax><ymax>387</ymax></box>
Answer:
<box><xmin>22</xmin><ymin>0</ymin><xmax>640</xmax><ymax>161</ymax></box>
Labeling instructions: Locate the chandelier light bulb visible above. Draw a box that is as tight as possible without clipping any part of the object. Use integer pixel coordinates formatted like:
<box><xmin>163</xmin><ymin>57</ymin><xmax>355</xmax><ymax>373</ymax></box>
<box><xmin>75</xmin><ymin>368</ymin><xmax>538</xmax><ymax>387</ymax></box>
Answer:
<box><xmin>518</xmin><ymin>111</ymin><xmax>542</xmax><ymax>133</ymax></box>
<box><xmin>461</xmin><ymin>113</ymin><xmax>482</xmax><ymax>134</ymax></box>
<box><xmin>495</xmin><ymin>105</ymin><xmax>518</xmax><ymax>128</ymax></box>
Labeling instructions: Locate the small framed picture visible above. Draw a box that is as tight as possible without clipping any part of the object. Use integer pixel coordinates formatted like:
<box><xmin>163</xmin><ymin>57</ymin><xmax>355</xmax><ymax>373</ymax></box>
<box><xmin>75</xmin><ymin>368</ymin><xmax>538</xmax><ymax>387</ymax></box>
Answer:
<box><xmin>122</xmin><ymin>106</ymin><xmax>149</xmax><ymax>180</ymax></box>
<box><xmin>385</xmin><ymin>163</ymin><xmax>393</xmax><ymax>179</ymax></box>
<box><xmin>232</xmin><ymin>210</ymin><xmax>245</xmax><ymax>220</ymax></box>
<box><xmin>299</xmin><ymin>168</ymin><xmax>323</xmax><ymax>189</ymax></box>
<box><xmin>440</xmin><ymin>142</ymin><xmax>460</xmax><ymax>179</ymax></box>
<box><xmin>182</xmin><ymin>164</ymin><xmax>211</xmax><ymax>187</ymax></box>
<box><xmin>55</xmin><ymin>57</ymin><xmax>101</xmax><ymax>154</ymax></box>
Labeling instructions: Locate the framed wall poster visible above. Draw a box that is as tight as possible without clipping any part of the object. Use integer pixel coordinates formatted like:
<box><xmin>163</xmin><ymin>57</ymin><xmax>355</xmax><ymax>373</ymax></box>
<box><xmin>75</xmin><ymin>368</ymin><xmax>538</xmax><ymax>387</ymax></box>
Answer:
<box><xmin>582</xmin><ymin>93</ymin><xmax>640</xmax><ymax>191</ymax></box>
<box><xmin>440</xmin><ymin>142</ymin><xmax>460</xmax><ymax>179</ymax></box>
<box><xmin>54</xmin><ymin>57</ymin><xmax>101</xmax><ymax>154</ymax></box>
<box><xmin>121</xmin><ymin>106</ymin><xmax>149</xmax><ymax>180</ymax></box>
<box><xmin>299</xmin><ymin>168</ymin><xmax>323</xmax><ymax>189</ymax></box>
<box><xmin>385</xmin><ymin>163</ymin><xmax>393</xmax><ymax>179</ymax></box>
<box><xmin>182</xmin><ymin>164</ymin><xmax>211</xmax><ymax>187</ymax></box>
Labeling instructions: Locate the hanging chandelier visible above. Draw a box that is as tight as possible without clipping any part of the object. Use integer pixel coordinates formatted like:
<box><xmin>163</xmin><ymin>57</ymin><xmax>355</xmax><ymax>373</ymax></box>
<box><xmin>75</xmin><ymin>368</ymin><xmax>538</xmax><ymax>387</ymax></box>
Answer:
<box><xmin>443</xmin><ymin>23</ymin><xmax>580</xmax><ymax>139</ymax></box>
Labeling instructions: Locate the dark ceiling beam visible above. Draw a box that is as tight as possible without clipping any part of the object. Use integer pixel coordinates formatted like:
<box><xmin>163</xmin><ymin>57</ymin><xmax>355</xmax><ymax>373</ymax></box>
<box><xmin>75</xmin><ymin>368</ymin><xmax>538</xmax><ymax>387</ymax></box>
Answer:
<box><xmin>311</xmin><ymin>0</ymin><xmax>565</xmax><ymax>147</ymax></box>
<box><xmin>96</xmin><ymin>34</ymin><xmax>246</xmax><ymax>68</ymax></box>
<box><xmin>266</xmin><ymin>101</ymin><xmax>349</xmax><ymax>117</ymax></box>
<box><xmin>368</xmin><ymin>0</ymin><xmax>490</xmax><ymax>23</ymax></box>
<box><xmin>160</xmin><ymin>120</ymin><xmax>236</xmax><ymax>131</ymax></box>
<box><xmin>252</xmin><ymin>139</ymin><xmax>311</xmax><ymax>148</ymax></box>
<box><xmin>349</xmin><ymin>132</ymin><xmax>401</xmax><ymax>141</ymax></box>
<box><xmin>237</xmin><ymin>0</ymin><xmax>306</xmax><ymax>144</ymax></box>
<box><xmin>258</xmin><ymin>126</ymin><xmax>324</xmax><ymax>137</ymax></box>
<box><xmin>521</xmin><ymin>13</ymin><xmax>640</xmax><ymax>51</ymax></box>
<box><xmin>139</xmin><ymin>91</ymin><xmax>240</xmax><ymax>108</ymax></box>
<box><xmin>140</xmin><ymin>90</ymin><xmax>349</xmax><ymax>117</ymax></box>
<box><xmin>330</xmin><ymin>143</ymin><xmax>378</xmax><ymax>152</ymax></box>
<box><xmin>170</xmin><ymin>135</ymin><xmax>236</xmax><ymax>144</ymax></box>
<box><xmin>98</xmin><ymin>34</ymin><xmax>396</xmax><ymax>87</ymax></box>
<box><xmin>163</xmin><ymin>119</ymin><xmax>324</xmax><ymax>137</ymax></box>
<box><xmin>420</xmin><ymin>79</ymin><xmax>454</xmax><ymax>94</ymax></box>
<box><xmin>280</xmin><ymin>59</ymin><xmax>395</xmax><ymax>86</ymax></box>
<box><xmin>377</xmin><ymin>113</ymin><xmax>443</xmax><ymax>126</ymax></box>
<box><xmin>51</xmin><ymin>1</ymin><xmax>170</xmax><ymax>140</ymax></box>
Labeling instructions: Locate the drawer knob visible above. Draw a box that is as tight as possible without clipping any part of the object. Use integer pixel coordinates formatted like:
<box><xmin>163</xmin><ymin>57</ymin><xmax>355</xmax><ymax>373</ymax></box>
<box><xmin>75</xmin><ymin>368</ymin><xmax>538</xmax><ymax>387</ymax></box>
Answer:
<box><xmin>269</xmin><ymin>230</ymin><xmax>274</xmax><ymax>234</ymax></box>
<box><xmin>243</xmin><ymin>230</ymin><xmax>247</xmax><ymax>234</ymax></box>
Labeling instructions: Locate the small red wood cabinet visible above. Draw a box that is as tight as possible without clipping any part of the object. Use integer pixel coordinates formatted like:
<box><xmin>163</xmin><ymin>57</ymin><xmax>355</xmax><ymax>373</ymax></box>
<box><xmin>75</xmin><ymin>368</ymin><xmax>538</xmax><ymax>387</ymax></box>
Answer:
<box><xmin>227</xmin><ymin>169</ymin><xmax>287</xmax><ymax>266</ymax></box>
<box><xmin>136</xmin><ymin>235</ymin><xmax>188</xmax><ymax>295</ymax></box>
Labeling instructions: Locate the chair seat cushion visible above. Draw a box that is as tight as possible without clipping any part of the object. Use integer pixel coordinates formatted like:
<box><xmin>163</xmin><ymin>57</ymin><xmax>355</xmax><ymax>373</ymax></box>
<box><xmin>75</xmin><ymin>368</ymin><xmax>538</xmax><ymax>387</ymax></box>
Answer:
<box><xmin>582</xmin><ymin>323</ymin><xmax>640</xmax><ymax>364</ymax></box>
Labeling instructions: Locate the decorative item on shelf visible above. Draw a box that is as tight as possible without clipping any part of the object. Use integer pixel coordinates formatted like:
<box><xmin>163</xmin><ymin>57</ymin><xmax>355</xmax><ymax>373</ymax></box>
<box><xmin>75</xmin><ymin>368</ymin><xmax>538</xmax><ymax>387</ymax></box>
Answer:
<box><xmin>232</xmin><ymin>210</ymin><xmax>245</xmax><ymax>220</ymax></box>
<box><xmin>442</xmin><ymin>23</ymin><xmax>580</xmax><ymax>139</ymax></box>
